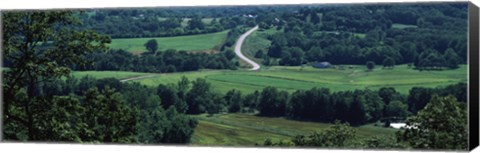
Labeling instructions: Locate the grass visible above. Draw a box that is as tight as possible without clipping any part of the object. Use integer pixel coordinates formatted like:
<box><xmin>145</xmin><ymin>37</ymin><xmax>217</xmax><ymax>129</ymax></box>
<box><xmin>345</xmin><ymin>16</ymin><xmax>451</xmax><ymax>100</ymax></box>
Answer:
<box><xmin>241</xmin><ymin>28</ymin><xmax>280</xmax><ymax>64</ymax></box>
<box><xmin>109</xmin><ymin>30</ymin><xmax>228</xmax><ymax>54</ymax></box>
<box><xmin>130</xmin><ymin>64</ymin><xmax>467</xmax><ymax>95</ymax></box>
<box><xmin>190</xmin><ymin>113</ymin><xmax>399</xmax><ymax>146</ymax></box>
<box><xmin>71</xmin><ymin>71</ymin><xmax>152</xmax><ymax>80</ymax></box>
<box><xmin>73</xmin><ymin>64</ymin><xmax>467</xmax><ymax>95</ymax></box>
<box><xmin>392</xmin><ymin>23</ymin><xmax>418</xmax><ymax>29</ymax></box>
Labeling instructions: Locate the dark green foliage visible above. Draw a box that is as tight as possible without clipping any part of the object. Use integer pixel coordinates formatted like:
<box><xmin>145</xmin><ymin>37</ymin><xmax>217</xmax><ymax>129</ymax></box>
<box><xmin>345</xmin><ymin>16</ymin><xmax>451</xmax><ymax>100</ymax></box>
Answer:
<box><xmin>257</xmin><ymin>4</ymin><xmax>466</xmax><ymax>70</ymax></box>
<box><xmin>348</xmin><ymin>97</ymin><xmax>367</xmax><ymax>126</ymax></box>
<box><xmin>398</xmin><ymin>95</ymin><xmax>468</xmax><ymax>150</ymax></box>
<box><xmin>80</xmin><ymin>49</ymin><xmax>237</xmax><ymax>73</ymax></box>
<box><xmin>156</xmin><ymin>84</ymin><xmax>184</xmax><ymax>111</ymax></box>
<box><xmin>254</xmin><ymin>50</ymin><xmax>266</xmax><ymax>58</ymax></box>
<box><xmin>406</xmin><ymin>87</ymin><xmax>435</xmax><ymax>114</ymax></box>
<box><xmin>144</xmin><ymin>39</ymin><xmax>158</xmax><ymax>54</ymax></box>
<box><xmin>383</xmin><ymin>57</ymin><xmax>395</xmax><ymax>68</ymax></box>
<box><xmin>287</xmin><ymin>88</ymin><xmax>333</xmax><ymax>122</ymax></box>
<box><xmin>186</xmin><ymin>78</ymin><xmax>226</xmax><ymax>114</ymax></box>
<box><xmin>158</xmin><ymin>107</ymin><xmax>198</xmax><ymax>143</ymax></box>
<box><xmin>366</xmin><ymin>61</ymin><xmax>375</xmax><ymax>70</ymax></box>
<box><xmin>2</xmin><ymin>11</ymin><xmax>110</xmax><ymax>141</ymax></box>
<box><xmin>258</xmin><ymin>87</ymin><xmax>288</xmax><ymax>116</ymax></box>
<box><xmin>187</xmin><ymin>16</ymin><xmax>206</xmax><ymax>30</ymax></box>
<box><xmin>81</xmin><ymin>87</ymin><xmax>137</xmax><ymax>143</ymax></box>
<box><xmin>443</xmin><ymin>48</ymin><xmax>461</xmax><ymax>69</ymax></box>
<box><xmin>243</xmin><ymin>91</ymin><xmax>260</xmax><ymax>113</ymax></box>
<box><xmin>279</xmin><ymin>47</ymin><xmax>305</xmax><ymax>66</ymax></box>
<box><xmin>224</xmin><ymin>90</ymin><xmax>243</xmax><ymax>113</ymax></box>
<box><xmin>292</xmin><ymin>121</ymin><xmax>356</xmax><ymax>148</ymax></box>
<box><xmin>386</xmin><ymin>101</ymin><xmax>408</xmax><ymax>118</ymax></box>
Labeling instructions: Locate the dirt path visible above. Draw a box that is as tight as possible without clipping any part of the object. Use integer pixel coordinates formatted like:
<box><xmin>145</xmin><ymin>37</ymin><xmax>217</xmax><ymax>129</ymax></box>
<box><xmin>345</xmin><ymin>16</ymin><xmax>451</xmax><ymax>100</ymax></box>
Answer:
<box><xmin>119</xmin><ymin>74</ymin><xmax>161</xmax><ymax>82</ymax></box>
<box><xmin>234</xmin><ymin>26</ymin><xmax>260</xmax><ymax>71</ymax></box>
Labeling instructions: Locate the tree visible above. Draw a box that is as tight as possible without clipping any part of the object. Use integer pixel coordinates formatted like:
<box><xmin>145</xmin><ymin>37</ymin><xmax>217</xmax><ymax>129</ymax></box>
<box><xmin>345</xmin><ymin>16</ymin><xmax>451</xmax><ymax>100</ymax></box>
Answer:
<box><xmin>292</xmin><ymin>121</ymin><xmax>356</xmax><ymax>147</ymax></box>
<box><xmin>81</xmin><ymin>87</ymin><xmax>137</xmax><ymax>143</ymax></box>
<box><xmin>258</xmin><ymin>87</ymin><xmax>288</xmax><ymax>116</ymax></box>
<box><xmin>187</xmin><ymin>16</ymin><xmax>205</xmax><ymax>30</ymax></box>
<box><xmin>280</xmin><ymin>47</ymin><xmax>305</xmax><ymax>66</ymax></box>
<box><xmin>366</xmin><ymin>61</ymin><xmax>375</xmax><ymax>71</ymax></box>
<box><xmin>224</xmin><ymin>90</ymin><xmax>243</xmax><ymax>113</ymax></box>
<box><xmin>385</xmin><ymin>100</ymin><xmax>408</xmax><ymax>118</ymax></box>
<box><xmin>407</xmin><ymin>87</ymin><xmax>434</xmax><ymax>114</ymax></box>
<box><xmin>399</xmin><ymin>95</ymin><xmax>467</xmax><ymax>150</ymax></box>
<box><xmin>443</xmin><ymin>48</ymin><xmax>461</xmax><ymax>69</ymax></box>
<box><xmin>144</xmin><ymin>39</ymin><xmax>158</xmax><ymax>54</ymax></box>
<box><xmin>160</xmin><ymin>107</ymin><xmax>198</xmax><ymax>143</ymax></box>
<box><xmin>382</xmin><ymin>57</ymin><xmax>395</xmax><ymax>68</ymax></box>
<box><xmin>254</xmin><ymin>50</ymin><xmax>266</xmax><ymax>58</ymax></box>
<box><xmin>348</xmin><ymin>95</ymin><xmax>367</xmax><ymax>126</ymax></box>
<box><xmin>2</xmin><ymin>11</ymin><xmax>110</xmax><ymax>141</ymax></box>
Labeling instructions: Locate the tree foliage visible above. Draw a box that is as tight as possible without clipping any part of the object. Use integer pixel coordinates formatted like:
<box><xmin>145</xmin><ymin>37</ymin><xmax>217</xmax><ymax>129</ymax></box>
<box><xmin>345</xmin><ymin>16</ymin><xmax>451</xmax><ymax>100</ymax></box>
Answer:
<box><xmin>398</xmin><ymin>95</ymin><xmax>467</xmax><ymax>150</ymax></box>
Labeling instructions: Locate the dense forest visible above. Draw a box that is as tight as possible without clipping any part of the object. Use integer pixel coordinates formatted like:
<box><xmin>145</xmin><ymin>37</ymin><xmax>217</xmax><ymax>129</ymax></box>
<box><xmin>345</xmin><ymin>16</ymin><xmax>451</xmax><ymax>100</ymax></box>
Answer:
<box><xmin>1</xmin><ymin>2</ymin><xmax>469</xmax><ymax>150</ymax></box>
<box><xmin>259</xmin><ymin>4</ymin><xmax>467</xmax><ymax>70</ymax></box>
<box><xmin>73</xmin><ymin>3</ymin><xmax>468</xmax><ymax>72</ymax></box>
<box><xmin>3</xmin><ymin>3</ymin><xmax>468</xmax><ymax>72</ymax></box>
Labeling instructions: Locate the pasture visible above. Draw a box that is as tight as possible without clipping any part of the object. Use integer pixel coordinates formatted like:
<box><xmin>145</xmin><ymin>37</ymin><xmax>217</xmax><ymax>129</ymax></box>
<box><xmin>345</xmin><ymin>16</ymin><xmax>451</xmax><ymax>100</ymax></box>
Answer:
<box><xmin>130</xmin><ymin>64</ymin><xmax>467</xmax><ymax>95</ymax></box>
<box><xmin>71</xmin><ymin>71</ymin><xmax>152</xmax><ymax>80</ymax></box>
<box><xmin>157</xmin><ymin>17</ymin><xmax>217</xmax><ymax>27</ymax></box>
<box><xmin>109</xmin><ymin>30</ymin><xmax>228</xmax><ymax>54</ymax></box>
<box><xmin>190</xmin><ymin>113</ymin><xmax>398</xmax><ymax>146</ymax></box>
<box><xmin>391</xmin><ymin>23</ymin><xmax>418</xmax><ymax>29</ymax></box>
<box><xmin>241</xmin><ymin>28</ymin><xmax>279</xmax><ymax>64</ymax></box>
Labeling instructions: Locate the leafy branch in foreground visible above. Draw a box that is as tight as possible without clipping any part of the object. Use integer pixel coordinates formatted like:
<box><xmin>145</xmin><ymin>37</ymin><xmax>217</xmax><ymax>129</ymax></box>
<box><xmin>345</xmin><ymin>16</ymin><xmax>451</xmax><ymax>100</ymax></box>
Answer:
<box><xmin>2</xmin><ymin>11</ymin><xmax>110</xmax><ymax>140</ymax></box>
<box><xmin>397</xmin><ymin>95</ymin><xmax>468</xmax><ymax>150</ymax></box>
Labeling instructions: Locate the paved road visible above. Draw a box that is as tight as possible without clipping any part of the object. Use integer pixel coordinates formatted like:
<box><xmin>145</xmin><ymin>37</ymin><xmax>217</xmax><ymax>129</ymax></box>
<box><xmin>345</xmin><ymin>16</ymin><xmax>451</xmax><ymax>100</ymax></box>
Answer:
<box><xmin>234</xmin><ymin>26</ymin><xmax>260</xmax><ymax>70</ymax></box>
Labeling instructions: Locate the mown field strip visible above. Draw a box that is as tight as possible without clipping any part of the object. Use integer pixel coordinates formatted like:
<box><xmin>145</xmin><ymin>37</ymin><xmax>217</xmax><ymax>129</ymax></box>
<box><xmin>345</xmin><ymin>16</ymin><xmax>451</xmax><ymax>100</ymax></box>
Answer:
<box><xmin>191</xmin><ymin>114</ymin><xmax>399</xmax><ymax>146</ymax></box>
<box><xmin>109</xmin><ymin>30</ymin><xmax>229</xmax><ymax>53</ymax></box>
<box><xmin>75</xmin><ymin>64</ymin><xmax>467</xmax><ymax>95</ymax></box>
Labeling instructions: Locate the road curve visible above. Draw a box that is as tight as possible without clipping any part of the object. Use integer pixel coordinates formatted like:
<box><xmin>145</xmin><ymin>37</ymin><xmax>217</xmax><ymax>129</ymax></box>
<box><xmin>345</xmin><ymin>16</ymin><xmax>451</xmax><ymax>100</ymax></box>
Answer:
<box><xmin>234</xmin><ymin>26</ymin><xmax>260</xmax><ymax>70</ymax></box>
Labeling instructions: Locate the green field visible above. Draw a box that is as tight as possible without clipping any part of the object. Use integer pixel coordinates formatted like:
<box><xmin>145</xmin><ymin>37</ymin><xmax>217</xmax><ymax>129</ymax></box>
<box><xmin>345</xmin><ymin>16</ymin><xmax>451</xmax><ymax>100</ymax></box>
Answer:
<box><xmin>109</xmin><ymin>30</ymin><xmax>228</xmax><ymax>53</ymax></box>
<box><xmin>158</xmin><ymin>17</ymin><xmax>216</xmax><ymax>27</ymax></box>
<box><xmin>241</xmin><ymin>28</ymin><xmax>279</xmax><ymax>64</ymax></box>
<box><xmin>71</xmin><ymin>71</ymin><xmax>152</xmax><ymax>80</ymax></box>
<box><xmin>392</xmin><ymin>23</ymin><xmax>418</xmax><ymax>29</ymax></box>
<box><xmin>190</xmin><ymin>113</ymin><xmax>398</xmax><ymax>146</ymax></box>
<box><xmin>129</xmin><ymin>64</ymin><xmax>466</xmax><ymax>95</ymax></box>
<box><xmin>72</xmin><ymin>64</ymin><xmax>467</xmax><ymax>95</ymax></box>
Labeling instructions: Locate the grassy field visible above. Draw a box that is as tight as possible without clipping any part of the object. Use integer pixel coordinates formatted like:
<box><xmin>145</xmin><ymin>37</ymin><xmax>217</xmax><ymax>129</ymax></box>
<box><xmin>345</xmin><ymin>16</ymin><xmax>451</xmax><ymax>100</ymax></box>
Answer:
<box><xmin>392</xmin><ymin>23</ymin><xmax>418</xmax><ymax>29</ymax></box>
<box><xmin>109</xmin><ymin>30</ymin><xmax>228</xmax><ymax>53</ymax></box>
<box><xmin>130</xmin><ymin>64</ymin><xmax>467</xmax><ymax>95</ymax></box>
<box><xmin>241</xmin><ymin>28</ymin><xmax>280</xmax><ymax>64</ymax></box>
<box><xmin>158</xmin><ymin>17</ymin><xmax>217</xmax><ymax>27</ymax></box>
<box><xmin>71</xmin><ymin>71</ymin><xmax>152</xmax><ymax>80</ymax></box>
<box><xmin>190</xmin><ymin>113</ymin><xmax>398</xmax><ymax>146</ymax></box>
<box><xmin>72</xmin><ymin>64</ymin><xmax>467</xmax><ymax>95</ymax></box>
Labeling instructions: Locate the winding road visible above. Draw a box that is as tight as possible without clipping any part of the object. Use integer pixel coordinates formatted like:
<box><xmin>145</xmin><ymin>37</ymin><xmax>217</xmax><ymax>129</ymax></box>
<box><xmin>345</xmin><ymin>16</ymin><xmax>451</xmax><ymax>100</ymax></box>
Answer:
<box><xmin>121</xmin><ymin>26</ymin><xmax>261</xmax><ymax>82</ymax></box>
<box><xmin>234</xmin><ymin>26</ymin><xmax>260</xmax><ymax>70</ymax></box>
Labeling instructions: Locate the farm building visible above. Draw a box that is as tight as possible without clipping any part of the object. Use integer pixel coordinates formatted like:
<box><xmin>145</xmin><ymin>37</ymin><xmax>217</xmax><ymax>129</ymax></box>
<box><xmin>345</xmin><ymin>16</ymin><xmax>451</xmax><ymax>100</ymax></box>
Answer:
<box><xmin>312</xmin><ymin>62</ymin><xmax>332</xmax><ymax>69</ymax></box>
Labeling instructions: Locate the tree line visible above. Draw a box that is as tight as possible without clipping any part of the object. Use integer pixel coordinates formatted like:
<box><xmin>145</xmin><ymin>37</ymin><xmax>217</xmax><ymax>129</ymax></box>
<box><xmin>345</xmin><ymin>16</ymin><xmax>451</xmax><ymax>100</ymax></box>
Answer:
<box><xmin>70</xmin><ymin>49</ymin><xmax>238</xmax><ymax>73</ymax></box>
<box><xmin>254</xmin><ymin>83</ymin><xmax>466</xmax><ymax>126</ymax></box>
<box><xmin>260</xmin><ymin>94</ymin><xmax>467</xmax><ymax>150</ymax></box>
<box><xmin>254</xmin><ymin>3</ymin><xmax>466</xmax><ymax>70</ymax></box>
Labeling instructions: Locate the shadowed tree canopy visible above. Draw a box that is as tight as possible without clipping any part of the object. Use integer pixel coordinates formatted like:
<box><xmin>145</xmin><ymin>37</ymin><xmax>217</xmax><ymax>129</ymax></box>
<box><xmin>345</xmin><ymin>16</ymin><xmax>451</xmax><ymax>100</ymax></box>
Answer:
<box><xmin>144</xmin><ymin>39</ymin><xmax>158</xmax><ymax>54</ymax></box>
<box><xmin>398</xmin><ymin>95</ymin><xmax>467</xmax><ymax>150</ymax></box>
<box><xmin>2</xmin><ymin>11</ymin><xmax>111</xmax><ymax>140</ymax></box>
